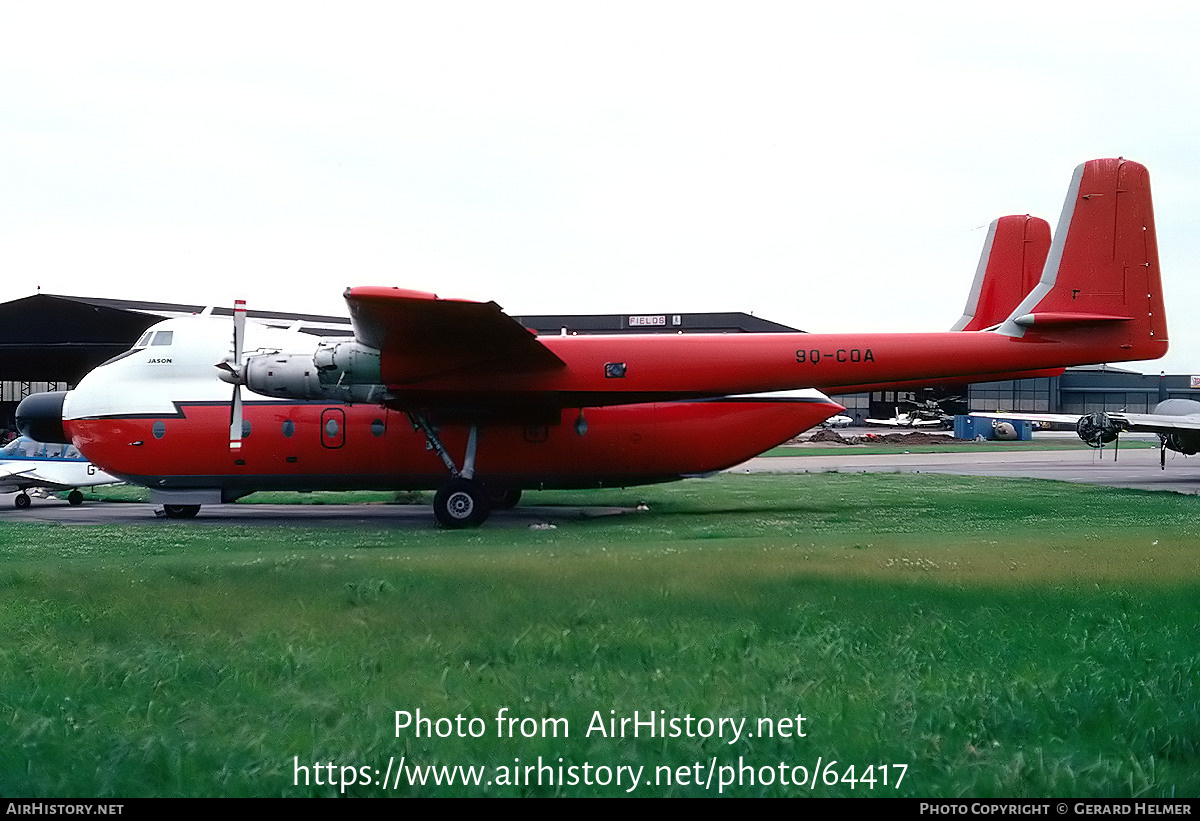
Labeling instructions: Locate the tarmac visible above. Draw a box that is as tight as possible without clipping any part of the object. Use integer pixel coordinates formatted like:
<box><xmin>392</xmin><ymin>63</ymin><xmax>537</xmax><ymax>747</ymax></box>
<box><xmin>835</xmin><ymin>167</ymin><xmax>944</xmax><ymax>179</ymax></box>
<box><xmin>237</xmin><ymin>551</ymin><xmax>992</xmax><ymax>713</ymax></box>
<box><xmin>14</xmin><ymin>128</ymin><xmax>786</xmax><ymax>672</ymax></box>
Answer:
<box><xmin>734</xmin><ymin>445</ymin><xmax>1200</xmax><ymax>493</ymax></box>
<box><xmin>3</xmin><ymin>431</ymin><xmax>1197</xmax><ymax>525</ymax></box>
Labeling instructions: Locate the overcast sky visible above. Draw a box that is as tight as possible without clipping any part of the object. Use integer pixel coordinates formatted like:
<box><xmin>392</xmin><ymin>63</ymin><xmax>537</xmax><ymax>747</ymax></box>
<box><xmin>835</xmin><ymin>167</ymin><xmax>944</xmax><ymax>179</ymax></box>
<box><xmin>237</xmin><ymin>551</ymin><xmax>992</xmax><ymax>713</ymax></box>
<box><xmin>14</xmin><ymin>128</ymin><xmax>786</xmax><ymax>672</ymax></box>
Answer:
<box><xmin>2</xmin><ymin>1</ymin><xmax>1198</xmax><ymax>373</ymax></box>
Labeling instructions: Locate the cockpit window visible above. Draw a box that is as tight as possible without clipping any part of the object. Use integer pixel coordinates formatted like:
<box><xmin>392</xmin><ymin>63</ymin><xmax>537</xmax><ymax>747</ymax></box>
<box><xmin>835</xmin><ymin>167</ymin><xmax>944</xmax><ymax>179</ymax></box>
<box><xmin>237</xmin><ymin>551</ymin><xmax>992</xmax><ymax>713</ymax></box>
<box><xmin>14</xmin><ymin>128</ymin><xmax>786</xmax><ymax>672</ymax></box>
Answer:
<box><xmin>1</xmin><ymin>438</ymin><xmax>41</xmax><ymax>458</ymax></box>
<box><xmin>134</xmin><ymin>331</ymin><xmax>153</xmax><ymax>349</ymax></box>
<box><xmin>151</xmin><ymin>330</ymin><xmax>174</xmax><ymax>346</ymax></box>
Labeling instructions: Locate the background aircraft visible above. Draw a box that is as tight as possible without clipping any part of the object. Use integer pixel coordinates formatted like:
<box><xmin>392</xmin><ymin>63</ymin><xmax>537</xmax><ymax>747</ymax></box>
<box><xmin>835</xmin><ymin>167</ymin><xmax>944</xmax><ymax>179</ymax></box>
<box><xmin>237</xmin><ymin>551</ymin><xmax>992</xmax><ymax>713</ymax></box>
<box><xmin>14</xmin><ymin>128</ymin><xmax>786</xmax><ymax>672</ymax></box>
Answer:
<box><xmin>976</xmin><ymin>400</ymin><xmax>1200</xmax><ymax>469</ymax></box>
<box><xmin>0</xmin><ymin>436</ymin><xmax>119</xmax><ymax>508</ymax></box>
<box><xmin>16</xmin><ymin>158</ymin><xmax>1169</xmax><ymax>526</ymax></box>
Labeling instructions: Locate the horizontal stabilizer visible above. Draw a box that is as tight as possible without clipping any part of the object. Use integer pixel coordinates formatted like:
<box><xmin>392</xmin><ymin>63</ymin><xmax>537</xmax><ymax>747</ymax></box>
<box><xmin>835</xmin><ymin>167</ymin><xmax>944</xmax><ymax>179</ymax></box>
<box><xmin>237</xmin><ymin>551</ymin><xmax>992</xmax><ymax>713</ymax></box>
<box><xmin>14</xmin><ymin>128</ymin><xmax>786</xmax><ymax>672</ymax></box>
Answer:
<box><xmin>1011</xmin><ymin>312</ymin><xmax>1132</xmax><ymax>327</ymax></box>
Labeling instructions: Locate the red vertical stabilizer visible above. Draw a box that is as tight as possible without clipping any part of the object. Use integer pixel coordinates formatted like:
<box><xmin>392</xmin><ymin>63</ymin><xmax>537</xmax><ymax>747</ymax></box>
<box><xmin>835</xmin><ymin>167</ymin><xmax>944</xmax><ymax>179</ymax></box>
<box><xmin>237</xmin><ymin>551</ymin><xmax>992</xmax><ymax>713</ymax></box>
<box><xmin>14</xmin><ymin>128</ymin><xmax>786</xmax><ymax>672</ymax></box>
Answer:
<box><xmin>999</xmin><ymin>158</ymin><xmax>1167</xmax><ymax>361</ymax></box>
<box><xmin>952</xmin><ymin>215</ymin><xmax>1051</xmax><ymax>331</ymax></box>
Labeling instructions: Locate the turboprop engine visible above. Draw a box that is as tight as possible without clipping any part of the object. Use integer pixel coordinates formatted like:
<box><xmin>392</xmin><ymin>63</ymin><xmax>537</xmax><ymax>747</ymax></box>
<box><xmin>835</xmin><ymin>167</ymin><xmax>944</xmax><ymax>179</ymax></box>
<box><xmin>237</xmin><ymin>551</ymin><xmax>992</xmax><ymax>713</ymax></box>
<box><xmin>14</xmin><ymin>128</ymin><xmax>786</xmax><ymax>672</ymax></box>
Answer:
<box><xmin>241</xmin><ymin>339</ymin><xmax>385</xmax><ymax>403</ymax></box>
<box><xmin>1075</xmin><ymin>411</ymin><xmax>1120</xmax><ymax>448</ymax></box>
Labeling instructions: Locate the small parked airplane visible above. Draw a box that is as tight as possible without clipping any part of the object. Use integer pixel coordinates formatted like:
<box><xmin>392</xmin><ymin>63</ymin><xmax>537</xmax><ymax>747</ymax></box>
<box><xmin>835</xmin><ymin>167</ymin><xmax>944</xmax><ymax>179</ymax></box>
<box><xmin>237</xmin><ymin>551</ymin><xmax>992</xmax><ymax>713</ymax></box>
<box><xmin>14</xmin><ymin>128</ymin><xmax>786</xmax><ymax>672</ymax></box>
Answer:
<box><xmin>16</xmin><ymin>158</ymin><xmax>1169</xmax><ymax>526</ymax></box>
<box><xmin>0</xmin><ymin>436</ymin><xmax>119</xmax><ymax>508</ymax></box>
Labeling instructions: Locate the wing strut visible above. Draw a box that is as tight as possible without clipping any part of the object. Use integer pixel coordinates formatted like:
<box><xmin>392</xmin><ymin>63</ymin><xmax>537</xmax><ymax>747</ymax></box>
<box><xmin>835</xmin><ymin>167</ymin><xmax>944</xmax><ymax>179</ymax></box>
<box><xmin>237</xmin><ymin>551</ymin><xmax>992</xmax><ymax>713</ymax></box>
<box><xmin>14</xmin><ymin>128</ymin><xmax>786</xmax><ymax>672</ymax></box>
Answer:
<box><xmin>410</xmin><ymin>413</ymin><xmax>461</xmax><ymax>477</ymax></box>
<box><xmin>408</xmin><ymin>413</ymin><xmax>489</xmax><ymax>528</ymax></box>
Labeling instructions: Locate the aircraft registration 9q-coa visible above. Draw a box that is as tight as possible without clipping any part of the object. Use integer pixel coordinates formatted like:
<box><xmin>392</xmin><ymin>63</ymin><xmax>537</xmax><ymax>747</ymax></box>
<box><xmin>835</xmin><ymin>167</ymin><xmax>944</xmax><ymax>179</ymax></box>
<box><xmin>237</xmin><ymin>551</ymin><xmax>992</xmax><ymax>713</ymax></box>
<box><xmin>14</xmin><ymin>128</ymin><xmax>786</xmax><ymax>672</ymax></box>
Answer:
<box><xmin>17</xmin><ymin>158</ymin><xmax>1168</xmax><ymax>527</ymax></box>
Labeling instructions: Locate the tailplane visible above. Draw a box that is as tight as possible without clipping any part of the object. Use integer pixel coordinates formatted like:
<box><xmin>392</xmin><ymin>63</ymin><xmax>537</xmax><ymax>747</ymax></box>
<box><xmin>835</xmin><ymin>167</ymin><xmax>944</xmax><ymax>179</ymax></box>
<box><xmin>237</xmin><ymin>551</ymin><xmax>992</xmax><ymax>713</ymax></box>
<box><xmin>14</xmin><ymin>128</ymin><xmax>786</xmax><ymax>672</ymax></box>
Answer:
<box><xmin>997</xmin><ymin>158</ymin><xmax>1168</xmax><ymax>360</ymax></box>
<box><xmin>951</xmin><ymin>215</ymin><xmax>1051</xmax><ymax>331</ymax></box>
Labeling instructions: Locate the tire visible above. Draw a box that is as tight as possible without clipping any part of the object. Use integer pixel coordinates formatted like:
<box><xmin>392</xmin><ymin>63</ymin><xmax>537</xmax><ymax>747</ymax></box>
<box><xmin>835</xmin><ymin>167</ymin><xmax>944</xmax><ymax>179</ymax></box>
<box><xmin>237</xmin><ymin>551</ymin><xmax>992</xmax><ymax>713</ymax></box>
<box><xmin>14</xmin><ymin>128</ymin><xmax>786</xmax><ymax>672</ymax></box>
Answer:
<box><xmin>67</xmin><ymin>490</ymin><xmax>84</xmax><ymax>506</ymax></box>
<box><xmin>163</xmin><ymin>504</ymin><xmax>201</xmax><ymax>519</ymax></box>
<box><xmin>487</xmin><ymin>487</ymin><xmax>522</xmax><ymax>510</ymax></box>
<box><xmin>14</xmin><ymin>493</ymin><xmax>30</xmax><ymax>510</ymax></box>
<box><xmin>433</xmin><ymin>478</ymin><xmax>490</xmax><ymax>528</ymax></box>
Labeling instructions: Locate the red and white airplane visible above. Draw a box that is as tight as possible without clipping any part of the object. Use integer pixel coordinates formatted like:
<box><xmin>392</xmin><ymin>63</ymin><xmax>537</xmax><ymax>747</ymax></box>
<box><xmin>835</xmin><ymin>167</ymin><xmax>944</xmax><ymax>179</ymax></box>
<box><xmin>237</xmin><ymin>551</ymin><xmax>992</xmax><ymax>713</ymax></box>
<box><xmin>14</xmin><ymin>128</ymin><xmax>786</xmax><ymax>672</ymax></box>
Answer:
<box><xmin>17</xmin><ymin>158</ymin><xmax>1168</xmax><ymax>526</ymax></box>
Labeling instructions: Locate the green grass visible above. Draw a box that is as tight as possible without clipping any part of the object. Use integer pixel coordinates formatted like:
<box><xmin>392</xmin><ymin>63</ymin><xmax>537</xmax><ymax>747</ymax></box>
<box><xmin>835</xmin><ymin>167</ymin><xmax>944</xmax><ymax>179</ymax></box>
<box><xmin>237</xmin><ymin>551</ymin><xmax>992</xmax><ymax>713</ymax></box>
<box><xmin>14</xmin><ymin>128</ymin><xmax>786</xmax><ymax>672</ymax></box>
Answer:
<box><xmin>2</xmin><ymin>473</ymin><xmax>1198</xmax><ymax>797</ymax></box>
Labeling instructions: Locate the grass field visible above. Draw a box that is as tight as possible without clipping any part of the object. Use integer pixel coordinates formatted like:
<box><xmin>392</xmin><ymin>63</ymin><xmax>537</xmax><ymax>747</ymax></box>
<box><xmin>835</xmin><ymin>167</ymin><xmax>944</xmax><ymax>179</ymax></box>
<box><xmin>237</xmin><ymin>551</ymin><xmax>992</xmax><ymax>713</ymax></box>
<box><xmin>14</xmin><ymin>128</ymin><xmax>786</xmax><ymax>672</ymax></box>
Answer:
<box><xmin>2</xmin><ymin>473</ymin><xmax>1198</xmax><ymax>797</ymax></box>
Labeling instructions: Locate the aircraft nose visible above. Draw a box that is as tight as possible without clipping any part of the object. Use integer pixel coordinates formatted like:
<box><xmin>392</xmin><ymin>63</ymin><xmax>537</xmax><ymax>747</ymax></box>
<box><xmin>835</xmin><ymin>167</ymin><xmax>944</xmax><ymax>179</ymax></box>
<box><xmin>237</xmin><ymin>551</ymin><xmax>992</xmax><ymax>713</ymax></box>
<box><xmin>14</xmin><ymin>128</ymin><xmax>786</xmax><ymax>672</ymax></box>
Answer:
<box><xmin>15</xmin><ymin>390</ymin><xmax>70</xmax><ymax>444</ymax></box>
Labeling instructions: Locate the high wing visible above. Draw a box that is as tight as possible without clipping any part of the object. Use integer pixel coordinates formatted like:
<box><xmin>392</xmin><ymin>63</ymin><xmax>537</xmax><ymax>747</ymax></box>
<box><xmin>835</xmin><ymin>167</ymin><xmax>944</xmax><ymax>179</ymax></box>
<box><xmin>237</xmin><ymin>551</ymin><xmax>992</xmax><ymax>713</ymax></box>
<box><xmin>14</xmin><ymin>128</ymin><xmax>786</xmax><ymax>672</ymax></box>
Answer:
<box><xmin>345</xmin><ymin>287</ymin><xmax>565</xmax><ymax>384</ymax></box>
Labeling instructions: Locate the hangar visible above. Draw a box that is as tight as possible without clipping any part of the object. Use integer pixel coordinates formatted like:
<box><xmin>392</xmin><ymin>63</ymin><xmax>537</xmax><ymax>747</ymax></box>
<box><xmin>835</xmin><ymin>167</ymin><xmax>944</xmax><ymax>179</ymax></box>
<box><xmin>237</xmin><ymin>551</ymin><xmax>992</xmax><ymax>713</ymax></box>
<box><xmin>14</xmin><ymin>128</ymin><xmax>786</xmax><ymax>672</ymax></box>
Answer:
<box><xmin>2</xmin><ymin>293</ymin><xmax>1195</xmax><ymax>436</ymax></box>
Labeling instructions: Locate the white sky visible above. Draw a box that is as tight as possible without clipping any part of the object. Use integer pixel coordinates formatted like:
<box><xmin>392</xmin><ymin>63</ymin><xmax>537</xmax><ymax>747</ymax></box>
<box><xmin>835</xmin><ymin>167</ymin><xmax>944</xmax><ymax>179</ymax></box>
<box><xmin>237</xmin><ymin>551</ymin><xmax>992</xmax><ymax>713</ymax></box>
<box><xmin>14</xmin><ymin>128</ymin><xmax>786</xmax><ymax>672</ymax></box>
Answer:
<box><xmin>2</xmin><ymin>1</ymin><xmax>1198</xmax><ymax>373</ymax></box>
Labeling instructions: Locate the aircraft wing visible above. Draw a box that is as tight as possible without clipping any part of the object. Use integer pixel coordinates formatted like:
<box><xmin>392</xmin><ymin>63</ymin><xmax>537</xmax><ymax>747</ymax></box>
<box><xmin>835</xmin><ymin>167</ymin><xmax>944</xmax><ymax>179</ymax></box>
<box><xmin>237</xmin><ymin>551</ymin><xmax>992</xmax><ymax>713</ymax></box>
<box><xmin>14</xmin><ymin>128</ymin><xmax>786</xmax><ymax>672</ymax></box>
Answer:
<box><xmin>1096</xmin><ymin>412</ymin><xmax>1200</xmax><ymax>434</ymax></box>
<box><xmin>0</xmin><ymin>464</ymin><xmax>37</xmax><ymax>482</ymax></box>
<box><xmin>344</xmin><ymin>287</ymin><xmax>566</xmax><ymax>384</ymax></box>
<box><xmin>0</xmin><ymin>466</ymin><xmax>71</xmax><ymax>491</ymax></box>
<box><xmin>972</xmin><ymin>411</ymin><xmax>1200</xmax><ymax>434</ymax></box>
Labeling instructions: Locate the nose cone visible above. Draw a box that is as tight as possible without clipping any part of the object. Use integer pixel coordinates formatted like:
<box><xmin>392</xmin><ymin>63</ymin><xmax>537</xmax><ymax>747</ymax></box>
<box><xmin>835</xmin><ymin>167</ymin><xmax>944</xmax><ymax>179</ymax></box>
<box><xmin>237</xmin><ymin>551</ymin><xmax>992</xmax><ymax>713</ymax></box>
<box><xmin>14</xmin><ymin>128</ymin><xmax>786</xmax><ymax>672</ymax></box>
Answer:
<box><xmin>15</xmin><ymin>390</ymin><xmax>69</xmax><ymax>444</ymax></box>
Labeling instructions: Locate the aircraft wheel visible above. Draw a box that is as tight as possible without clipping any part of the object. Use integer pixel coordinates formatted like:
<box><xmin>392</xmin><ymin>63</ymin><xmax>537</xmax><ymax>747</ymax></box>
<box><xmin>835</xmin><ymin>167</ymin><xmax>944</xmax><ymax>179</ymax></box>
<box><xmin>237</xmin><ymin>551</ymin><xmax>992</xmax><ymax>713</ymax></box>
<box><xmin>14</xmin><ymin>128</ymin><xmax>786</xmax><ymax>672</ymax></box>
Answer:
<box><xmin>488</xmin><ymin>487</ymin><xmax>522</xmax><ymax>510</ymax></box>
<box><xmin>163</xmin><ymin>504</ymin><xmax>201</xmax><ymax>519</ymax></box>
<box><xmin>14</xmin><ymin>493</ymin><xmax>31</xmax><ymax>510</ymax></box>
<box><xmin>433</xmin><ymin>478</ymin><xmax>490</xmax><ymax>528</ymax></box>
<box><xmin>67</xmin><ymin>490</ymin><xmax>84</xmax><ymax>506</ymax></box>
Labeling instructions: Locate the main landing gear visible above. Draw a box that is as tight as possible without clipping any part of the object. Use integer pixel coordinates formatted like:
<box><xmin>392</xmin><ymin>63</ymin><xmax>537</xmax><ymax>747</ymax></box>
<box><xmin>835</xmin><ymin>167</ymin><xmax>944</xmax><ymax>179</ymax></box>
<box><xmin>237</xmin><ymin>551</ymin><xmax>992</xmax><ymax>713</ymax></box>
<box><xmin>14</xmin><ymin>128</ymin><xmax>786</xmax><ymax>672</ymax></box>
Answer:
<box><xmin>433</xmin><ymin>477</ymin><xmax>489</xmax><ymax>528</ymax></box>
<box><xmin>13</xmin><ymin>490</ymin><xmax>85</xmax><ymax>508</ymax></box>
<box><xmin>411</xmin><ymin>415</ymin><xmax>519</xmax><ymax>528</ymax></box>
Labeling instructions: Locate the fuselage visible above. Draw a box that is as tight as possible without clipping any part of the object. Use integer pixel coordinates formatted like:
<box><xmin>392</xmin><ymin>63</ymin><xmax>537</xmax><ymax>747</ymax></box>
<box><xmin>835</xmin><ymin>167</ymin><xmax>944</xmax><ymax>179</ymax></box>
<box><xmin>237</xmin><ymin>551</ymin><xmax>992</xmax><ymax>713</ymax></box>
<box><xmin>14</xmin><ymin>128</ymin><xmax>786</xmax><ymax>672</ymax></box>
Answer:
<box><xmin>57</xmin><ymin>316</ymin><xmax>842</xmax><ymax>500</ymax></box>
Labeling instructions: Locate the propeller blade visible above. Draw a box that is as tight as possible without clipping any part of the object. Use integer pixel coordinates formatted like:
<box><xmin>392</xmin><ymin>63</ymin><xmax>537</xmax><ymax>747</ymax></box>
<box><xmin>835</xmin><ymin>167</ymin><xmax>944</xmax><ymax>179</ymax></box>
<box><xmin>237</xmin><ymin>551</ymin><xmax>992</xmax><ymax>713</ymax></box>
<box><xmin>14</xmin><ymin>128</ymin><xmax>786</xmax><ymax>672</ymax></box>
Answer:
<box><xmin>229</xmin><ymin>385</ymin><xmax>243</xmax><ymax>450</ymax></box>
<box><xmin>233</xmin><ymin>299</ymin><xmax>246</xmax><ymax>364</ymax></box>
<box><xmin>229</xmin><ymin>299</ymin><xmax>247</xmax><ymax>450</ymax></box>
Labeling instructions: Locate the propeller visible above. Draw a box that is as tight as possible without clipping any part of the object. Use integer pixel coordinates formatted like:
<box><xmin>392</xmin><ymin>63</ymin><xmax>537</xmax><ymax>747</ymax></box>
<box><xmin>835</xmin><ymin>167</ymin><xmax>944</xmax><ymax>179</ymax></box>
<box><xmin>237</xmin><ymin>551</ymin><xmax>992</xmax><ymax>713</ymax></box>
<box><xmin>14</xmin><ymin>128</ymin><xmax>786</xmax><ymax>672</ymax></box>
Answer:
<box><xmin>215</xmin><ymin>300</ymin><xmax>247</xmax><ymax>450</ymax></box>
<box><xmin>1076</xmin><ymin>411</ymin><xmax>1119</xmax><ymax>457</ymax></box>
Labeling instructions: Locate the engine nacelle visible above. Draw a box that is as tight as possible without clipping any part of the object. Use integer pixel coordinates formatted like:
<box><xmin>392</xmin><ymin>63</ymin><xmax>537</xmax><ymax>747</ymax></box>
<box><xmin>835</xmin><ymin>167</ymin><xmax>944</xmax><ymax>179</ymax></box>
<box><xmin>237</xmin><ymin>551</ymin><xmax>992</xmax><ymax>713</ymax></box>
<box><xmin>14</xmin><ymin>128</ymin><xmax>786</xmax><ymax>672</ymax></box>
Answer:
<box><xmin>1076</xmin><ymin>412</ymin><xmax>1119</xmax><ymax>448</ymax></box>
<box><xmin>244</xmin><ymin>343</ymin><xmax>385</xmax><ymax>404</ymax></box>
<box><xmin>1163</xmin><ymin>432</ymin><xmax>1200</xmax><ymax>456</ymax></box>
<box><xmin>311</xmin><ymin>339</ymin><xmax>382</xmax><ymax>385</ymax></box>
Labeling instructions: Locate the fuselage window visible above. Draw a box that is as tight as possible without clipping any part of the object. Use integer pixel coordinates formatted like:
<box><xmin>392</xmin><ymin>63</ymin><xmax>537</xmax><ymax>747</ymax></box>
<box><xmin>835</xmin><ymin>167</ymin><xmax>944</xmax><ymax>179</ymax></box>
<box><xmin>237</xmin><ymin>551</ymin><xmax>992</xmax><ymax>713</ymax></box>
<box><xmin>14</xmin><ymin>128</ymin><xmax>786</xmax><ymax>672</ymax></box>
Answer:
<box><xmin>151</xmin><ymin>331</ymin><xmax>174</xmax><ymax>346</ymax></box>
<box><xmin>152</xmin><ymin>421</ymin><xmax>166</xmax><ymax>439</ymax></box>
<box><xmin>241</xmin><ymin>420</ymin><xmax>252</xmax><ymax>438</ymax></box>
<box><xmin>325</xmin><ymin>418</ymin><xmax>339</xmax><ymax>438</ymax></box>
<box><xmin>371</xmin><ymin>418</ymin><xmax>385</xmax><ymax>437</ymax></box>
<box><xmin>281</xmin><ymin>420</ymin><xmax>295</xmax><ymax>438</ymax></box>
